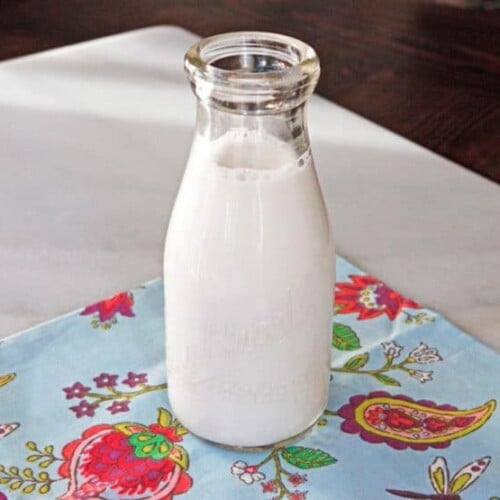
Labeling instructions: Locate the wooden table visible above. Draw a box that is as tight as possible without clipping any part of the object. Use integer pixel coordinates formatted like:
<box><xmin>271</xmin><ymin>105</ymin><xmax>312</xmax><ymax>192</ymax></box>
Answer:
<box><xmin>0</xmin><ymin>0</ymin><xmax>499</xmax><ymax>182</ymax></box>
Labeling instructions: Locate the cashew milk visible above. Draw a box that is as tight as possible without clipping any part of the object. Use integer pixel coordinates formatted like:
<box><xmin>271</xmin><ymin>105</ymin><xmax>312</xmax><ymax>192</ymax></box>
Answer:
<box><xmin>165</xmin><ymin>129</ymin><xmax>334</xmax><ymax>447</ymax></box>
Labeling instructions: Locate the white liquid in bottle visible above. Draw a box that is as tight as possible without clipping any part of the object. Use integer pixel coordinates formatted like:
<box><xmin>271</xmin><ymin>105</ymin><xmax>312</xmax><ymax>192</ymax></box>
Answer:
<box><xmin>164</xmin><ymin>129</ymin><xmax>334</xmax><ymax>447</ymax></box>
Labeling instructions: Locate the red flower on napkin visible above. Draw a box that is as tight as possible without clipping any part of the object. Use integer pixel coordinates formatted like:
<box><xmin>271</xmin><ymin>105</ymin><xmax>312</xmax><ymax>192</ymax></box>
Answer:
<box><xmin>81</xmin><ymin>291</ymin><xmax>135</xmax><ymax>329</ymax></box>
<box><xmin>58</xmin><ymin>408</ymin><xmax>192</xmax><ymax>499</ymax></box>
<box><xmin>335</xmin><ymin>275</ymin><xmax>421</xmax><ymax>320</ymax></box>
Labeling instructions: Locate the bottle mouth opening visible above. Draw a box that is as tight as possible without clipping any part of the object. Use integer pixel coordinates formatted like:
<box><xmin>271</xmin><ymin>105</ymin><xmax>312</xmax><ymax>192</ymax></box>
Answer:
<box><xmin>184</xmin><ymin>32</ymin><xmax>320</xmax><ymax>114</ymax></box>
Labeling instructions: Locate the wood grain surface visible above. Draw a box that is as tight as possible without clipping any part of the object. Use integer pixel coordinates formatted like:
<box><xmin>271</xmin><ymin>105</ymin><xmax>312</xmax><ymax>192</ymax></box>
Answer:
<box><xmin>1</xmin><ymin>0</ymin><xmax>499</xmax><ymax>182</ymax></box>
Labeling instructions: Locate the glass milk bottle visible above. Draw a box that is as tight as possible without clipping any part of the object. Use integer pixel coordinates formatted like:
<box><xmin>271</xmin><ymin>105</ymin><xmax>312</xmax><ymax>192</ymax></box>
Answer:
<box><xmin>164</xmin><ymin>32</ymin><xmax>334</xmax><ymax>449</ymax></box>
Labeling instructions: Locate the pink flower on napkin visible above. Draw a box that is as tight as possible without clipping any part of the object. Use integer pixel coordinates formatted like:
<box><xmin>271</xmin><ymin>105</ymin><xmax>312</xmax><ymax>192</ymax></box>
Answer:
<box><xmin>122</xmin><ymin>371</ymin><xmax>148</xmax><ymax>388</ymax></box>
<box><xmin>69</xmin><ymin>400</ymin><xmax>98</xmax><ymax>418</ymax></box>
<box><xmin>288</xmin><ymin>492</ymin><xmax>308</xmax><ymax>500</ymax></box>
<box><xmin>106</xmin><ymin>400</ymin><xmax>130</xmax><ymax>415</ymax></box>
<box><xmin>92</xmin><ymin>373</ymin><xmax>119</xmax><ymax>388</ymax></box>
<box><xmin>63</xmin><ymin>382</ymin><xmax>91</xmax><ymax>400</ymax></box>
<box><xmin>81</xmin><ymin>291</ymin><xmax>135</xmax><ymax>329</ymax></box>
<box><xmin>288</xmin><ymin>473</ymin><xmax>307</xmax><ymax>487</ymax></box>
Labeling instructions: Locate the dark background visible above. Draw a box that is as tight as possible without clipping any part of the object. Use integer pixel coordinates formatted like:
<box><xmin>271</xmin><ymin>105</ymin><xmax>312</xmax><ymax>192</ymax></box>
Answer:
<box><xmin>1</xmin><ymin>0</ymin><xmax>499</xmax><ymax>182</ymax></box>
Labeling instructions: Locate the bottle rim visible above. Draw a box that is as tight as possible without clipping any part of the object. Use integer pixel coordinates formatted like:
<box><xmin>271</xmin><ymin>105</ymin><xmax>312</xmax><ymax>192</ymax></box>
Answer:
<box><xmin>184</xmin><ymin>31</ymin><xmax>320</xmax><ymax>114</ymax></box>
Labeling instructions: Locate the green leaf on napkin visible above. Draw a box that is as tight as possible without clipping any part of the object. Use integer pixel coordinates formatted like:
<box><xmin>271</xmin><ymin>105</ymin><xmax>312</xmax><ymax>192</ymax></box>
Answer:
<box><xmin>22</xmin><ymin>484</ymin><xmax>36</xmax><ymax>494</ymax></box>
<box><xmin>281</xmin><ymin>446</ymin><xmax>337</xmax><ymax>469</ymax></box>
<box><xmin>372</xmin><ymin>373</ymin><xmax>401</xmax><ymax>386</ymax></box>
<box><xmin>169</xmin><ymin>444</ymin><xmax>190</xmax><ymax>470</ymax></box>
<box><xmin>25</xmin><ymin>442</ymin><xmax>37</xmax><ymax>451</ymax></box>
<box><xmin>343</xmin><ymin>352</ymin><xmax>369</xmax><ymax>370</ymax></box>
<box><xmin>157</xmin><ymin>407</ymin><xmax>173</xmax><ymax>427</ymax></box>
<box><xmin>332</xmin><ymin>323</ymin><xmax>361</xmax><ymax>351</ymax></box>
<box><xmin>129</xmin><ymin>432</ymin><xmax>172</xmax><ymax>460</ymax></box>
<box><xmin>38</xmin><ymin>483</ymin><xmax>50</xmax><ymax>494</ymax></box>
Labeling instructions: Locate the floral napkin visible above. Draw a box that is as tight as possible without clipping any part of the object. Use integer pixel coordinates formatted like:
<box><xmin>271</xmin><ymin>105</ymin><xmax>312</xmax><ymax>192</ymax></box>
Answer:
<box><xmin>0</xmin><ymin>256</ymin><xmax>498</xmax><ymax>499</ymax></box>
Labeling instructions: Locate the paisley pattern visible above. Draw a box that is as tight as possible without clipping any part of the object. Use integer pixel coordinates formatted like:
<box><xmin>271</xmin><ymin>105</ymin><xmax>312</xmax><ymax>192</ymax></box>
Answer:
<box><xmin>0</xmin><ymin>256</ymin><xmax>498</xmax><ymax>499</ymax></box>
<box><xmin>337</xmin><ymin>391</ymin><xmax>496</xmax><ymax>450</ymax></box>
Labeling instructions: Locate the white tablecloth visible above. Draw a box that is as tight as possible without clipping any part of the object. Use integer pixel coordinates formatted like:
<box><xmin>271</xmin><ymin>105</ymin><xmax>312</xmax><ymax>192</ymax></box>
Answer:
<box><xmin>0</xmin><ymin>26</ymin><xmax>499</xmax><ymax>349</ymax></box>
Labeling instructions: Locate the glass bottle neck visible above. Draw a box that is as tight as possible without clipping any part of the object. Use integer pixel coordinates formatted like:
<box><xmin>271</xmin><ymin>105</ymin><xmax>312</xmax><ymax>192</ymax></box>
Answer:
<box><xmin>185</xmin><ymin>32</ymin><xmax>320</xmax><ymax>115</ymax></box>
<box><xmin>194</xmin><ymin>102</ymin><xmax>311</xmax><ymax>159</ymax></box>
